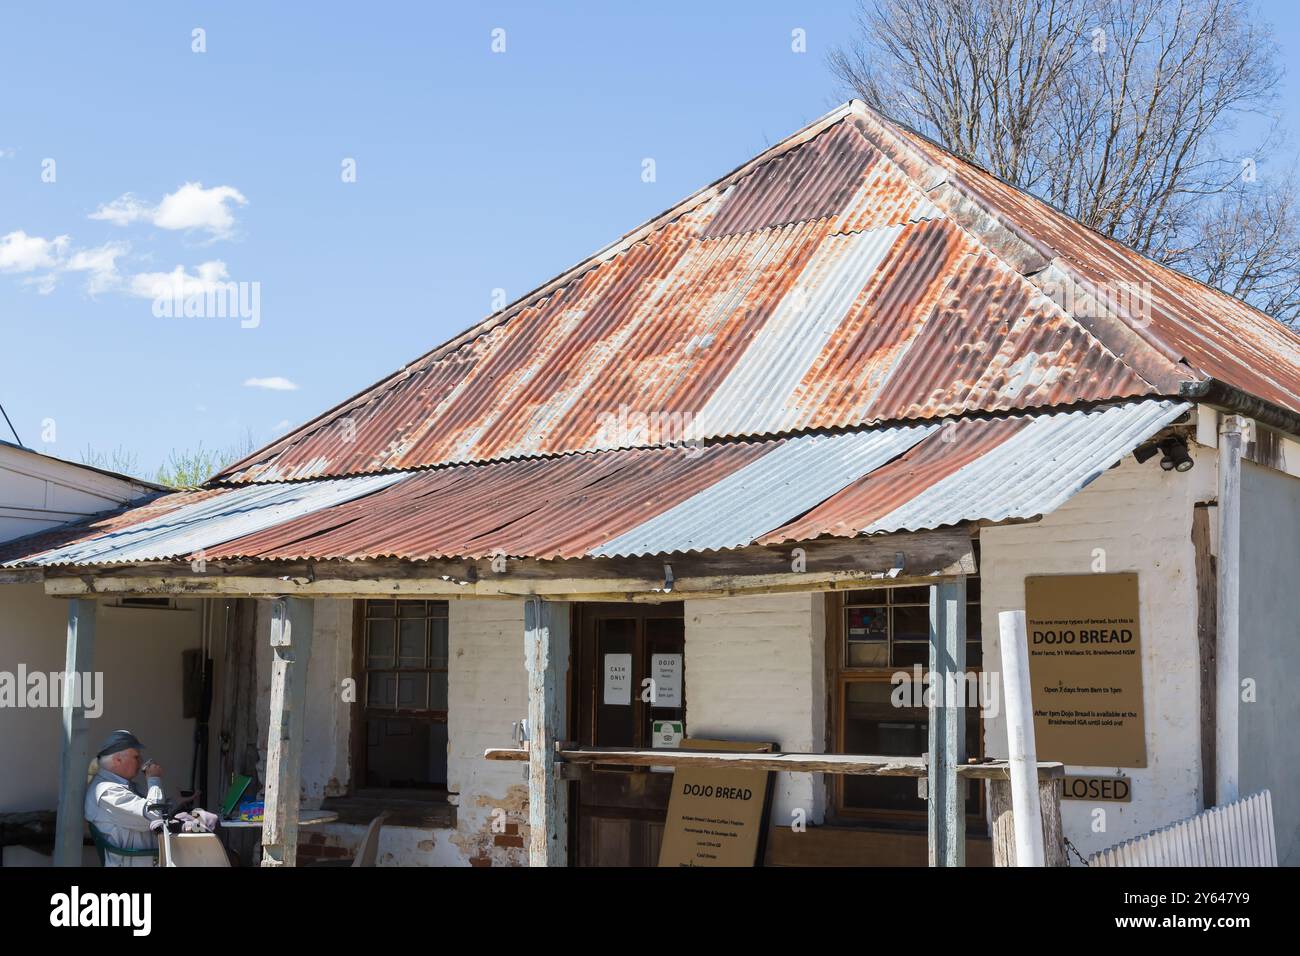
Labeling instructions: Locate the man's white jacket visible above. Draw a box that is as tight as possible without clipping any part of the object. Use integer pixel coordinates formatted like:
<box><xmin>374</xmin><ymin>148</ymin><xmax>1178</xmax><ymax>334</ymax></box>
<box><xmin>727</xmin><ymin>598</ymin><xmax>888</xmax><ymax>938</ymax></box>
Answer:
<box><xmin>84</xmin><ymin>768</ymin><xmax>164</xmax><ymax>867</ymax></box>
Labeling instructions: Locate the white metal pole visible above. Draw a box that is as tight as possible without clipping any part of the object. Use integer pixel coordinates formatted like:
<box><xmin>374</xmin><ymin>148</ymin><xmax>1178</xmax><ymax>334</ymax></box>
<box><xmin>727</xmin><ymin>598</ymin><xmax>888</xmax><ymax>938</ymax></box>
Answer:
<box><xmin>1216</xmin><ymin>414</ymin><xmax>1245</xmax><ymax>806</ymax></box>
<box><xmin>998</xmin><ymin>609</ymin><xmax>1045</xmax><ymax>866</ymax></box>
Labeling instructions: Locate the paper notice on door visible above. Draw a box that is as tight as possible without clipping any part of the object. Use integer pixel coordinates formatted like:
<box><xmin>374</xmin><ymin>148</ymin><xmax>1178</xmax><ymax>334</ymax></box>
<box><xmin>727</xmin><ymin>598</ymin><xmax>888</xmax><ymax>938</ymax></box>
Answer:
<box><xmin>603</xmin><ymin>653</ymin><xmax>632</xmax><ymax>705</ymax></box>
<box><xmin>651</xmin><ymin>653</ymin><xmax>682</xmax><ymax>707</ymax></box>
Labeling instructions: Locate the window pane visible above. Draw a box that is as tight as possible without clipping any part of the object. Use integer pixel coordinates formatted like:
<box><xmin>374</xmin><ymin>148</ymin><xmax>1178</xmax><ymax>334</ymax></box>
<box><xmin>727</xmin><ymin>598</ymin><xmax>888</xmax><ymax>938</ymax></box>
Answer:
<box><xmin>846</xmin><ymin>606</ymin><xmax>887</xmax><ymax>640</ymax></box>
<box><xmin>364</xmin><ymin>719</ymin><xmax>445</xmax><ymax>788</ymax></box>
<box><xmin>429</xmin><ymin>672</ymin><xmax>448</xmax><ymax>712</ymax></box>
<box><xmin>891</xmin><ymin>585</ymin><xmax>930</xmax><ymax>604</ymax></box>
<box><xmin>367</xmin><ymin>600</ymin><xmax>395</xmax><ymax>618</ymax></box>
<box><xmin>891</xmin><ymin>643</ymin><xmax>929</xmax><ymax>668</ymax></box>
<box><xmin>844</xmin><ymin>589</ymin><xmax>885</xmax><ymax>605</ymax></box>
<box><xmin>842</xmin><ymin>682</ymin><xmax>927</xmax><ymax>814</ymax></box>
<box><xmin>398</xmin><ymin>618</ymin><xmax>426</xmax><ymax>666</ymax></box>
<box><xmin>848</xmin><ymin>642</ymin><xmax>889</xmax><ymax>667</ymax></box>
<box><xmin>967</xmin><ymin>604</ymin><xmax>982</xmax><ymax>642</ymax></box>
<box><xmin>397</xmin><ymin>673</ymin><xmax>427</xmax><ymax>709</ymax></box>
<box><xmin>399</xmin><ymin>601</ymin><xmax>426</xmax><ymax>618</ymax></box>
<box><xmin>367</xmin><ymin>620</ymin><xmax>395</xmax><ymax>668</ymax></box>
<box><xmin>429</xmin><ymin>619</ymin><xmax>449</xmax><ymax>668</ymax></box>
<box><xmin>892</xmin><ymin>605</ymin><xmax>929</xmax><ymax>642</ymax></box>
<box><xmin>841</xmin><ymin>681</ymin><xmax>981</xmax><ymax>816</ymax></box>
<box><xmin>367</xmin><ymin>671</ymin><xmax>397</xmax><ymax>708</ymax></box>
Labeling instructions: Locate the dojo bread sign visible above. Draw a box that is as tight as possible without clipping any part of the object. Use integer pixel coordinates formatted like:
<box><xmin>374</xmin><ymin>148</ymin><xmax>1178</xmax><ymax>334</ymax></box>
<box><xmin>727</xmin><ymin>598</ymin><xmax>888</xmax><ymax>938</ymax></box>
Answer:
<box><xmin>1025</xmin><ymin>573</ymin><xmax>1147</xmax><ymax>768</ymax></box>
<box><xmin>657</xmin><ymin>738</ymin><xmax>775</xmax><ymax>867</ymax></box>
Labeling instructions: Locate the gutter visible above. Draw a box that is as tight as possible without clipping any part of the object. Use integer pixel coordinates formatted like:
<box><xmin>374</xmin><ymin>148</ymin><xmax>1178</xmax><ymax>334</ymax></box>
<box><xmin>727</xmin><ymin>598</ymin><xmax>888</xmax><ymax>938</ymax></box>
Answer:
<box><xmin>1179</xmin><ymin>378</ymin><xmax>1300</xmax><ymax>439</ymax></box>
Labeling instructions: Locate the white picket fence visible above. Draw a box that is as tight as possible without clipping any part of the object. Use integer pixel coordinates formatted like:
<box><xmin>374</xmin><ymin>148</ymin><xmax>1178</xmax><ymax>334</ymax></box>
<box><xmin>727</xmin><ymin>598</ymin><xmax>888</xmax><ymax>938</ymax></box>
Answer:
<box><xmin>1089</xmin><ymin>790</ymin><xmax>1276</xmax><ymax>866</ymax></box>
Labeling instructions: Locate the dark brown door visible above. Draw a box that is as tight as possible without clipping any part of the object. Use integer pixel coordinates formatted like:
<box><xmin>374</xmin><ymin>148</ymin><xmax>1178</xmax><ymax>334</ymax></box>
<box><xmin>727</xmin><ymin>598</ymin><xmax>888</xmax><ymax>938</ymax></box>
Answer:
<box><xmin>571</xmin><ymin>602</ymin><xmax>685</xmax><ymax>867</ymax></box>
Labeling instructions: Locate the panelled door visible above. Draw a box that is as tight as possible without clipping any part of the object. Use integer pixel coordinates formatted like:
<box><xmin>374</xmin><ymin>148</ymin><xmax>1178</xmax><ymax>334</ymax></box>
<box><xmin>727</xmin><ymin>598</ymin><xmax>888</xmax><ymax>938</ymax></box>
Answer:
<box><xmin>571</xmin><ymin>602</ymin><xmax>685</xmax><ymax>867</ymax></box>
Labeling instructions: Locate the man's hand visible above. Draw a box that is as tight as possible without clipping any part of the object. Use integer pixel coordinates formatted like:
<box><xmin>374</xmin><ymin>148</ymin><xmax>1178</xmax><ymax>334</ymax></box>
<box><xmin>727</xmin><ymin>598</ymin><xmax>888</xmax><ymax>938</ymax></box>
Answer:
<box><xmin>142</xmin><ymin>760</ymin><xmax>164</xmax><ymax>778</ymax></box>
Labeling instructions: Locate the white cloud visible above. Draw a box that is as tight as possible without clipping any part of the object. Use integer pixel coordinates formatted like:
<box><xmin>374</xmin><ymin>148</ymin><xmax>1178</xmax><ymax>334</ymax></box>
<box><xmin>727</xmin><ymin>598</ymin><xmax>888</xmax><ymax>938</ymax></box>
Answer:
<box><xmin>90</xmin><ymin>182</ymin><xmax>248</xmax><ymax>239</ymax></box>
<box><xmin>88</xmin><ymin>193</ymin><xmax>152</xmax><ymax>227</ymax></box>
<box><xmin>128</xmin><ymin>260</ymin><xmax>231</xmax><ymax>299</ymax></box>
<box><xmin>63</xmin><ymin>242</ymin><xmax>129</xmax><ymax>295</ymax></box>
<box><xmin>22</xmin><ymin>273</ymin><xmax>59</xmax><ymax>295</ymax></box>
<box><xmin>0</xmin><ymin>148</ymin><xmax>15</xmax><ymax>160</ymax></box>
<box><xmin>0</xmin><ymin>230</ymin><xmax>70</xmax><ymax>272</ymax></box>
<box><xmin>244</xmin><ymin>377</ymin><xmax>299</xmax><ymax>392</ymax></box>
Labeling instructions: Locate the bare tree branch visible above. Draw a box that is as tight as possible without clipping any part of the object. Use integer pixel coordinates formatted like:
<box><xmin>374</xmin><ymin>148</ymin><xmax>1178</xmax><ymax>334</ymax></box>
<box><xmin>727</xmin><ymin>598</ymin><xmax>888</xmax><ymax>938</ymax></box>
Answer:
<box><xmin>829</xmin><ymin>0</ymin><xmax>1300</xmax><ymax>327</ymax></box>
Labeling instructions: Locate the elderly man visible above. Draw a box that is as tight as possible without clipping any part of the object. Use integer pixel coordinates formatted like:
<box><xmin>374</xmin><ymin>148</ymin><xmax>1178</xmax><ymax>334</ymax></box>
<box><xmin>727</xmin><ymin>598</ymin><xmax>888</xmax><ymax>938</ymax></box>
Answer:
<box><xmin>84</xmin><ymin>730</ymin><xmax>167</xmax><ymax>867</ymax></box>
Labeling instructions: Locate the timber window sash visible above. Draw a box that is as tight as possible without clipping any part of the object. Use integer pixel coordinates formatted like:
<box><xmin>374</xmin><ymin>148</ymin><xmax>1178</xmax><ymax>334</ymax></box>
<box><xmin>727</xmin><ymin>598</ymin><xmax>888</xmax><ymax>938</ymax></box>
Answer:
<box><xmin>829</xmin><ymin>580</ymin><xmax>985</xmax><ymax>828</ymax></box>
<box><xmin>351</xmin><ymin>599</ymin><xmax>451</xmax><ymax>793</ymax></box>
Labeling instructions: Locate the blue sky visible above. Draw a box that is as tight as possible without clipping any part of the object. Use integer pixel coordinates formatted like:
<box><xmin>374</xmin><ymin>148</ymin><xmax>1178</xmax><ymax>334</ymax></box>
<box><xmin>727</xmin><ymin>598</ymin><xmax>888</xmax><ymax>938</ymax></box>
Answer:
<box><xmin>2</xmin><ymin>1</ymin><xmax>1297</xmax><ymax>478</ymax></box>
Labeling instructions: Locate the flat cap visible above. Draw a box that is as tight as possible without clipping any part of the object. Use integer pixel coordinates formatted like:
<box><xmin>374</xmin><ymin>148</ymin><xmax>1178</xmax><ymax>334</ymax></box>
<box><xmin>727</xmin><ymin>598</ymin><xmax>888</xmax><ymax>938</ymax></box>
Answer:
<box><xmin>96</xmin><ymin>730</ymin><xmax>144</xmax><ymax>758</ymax></box>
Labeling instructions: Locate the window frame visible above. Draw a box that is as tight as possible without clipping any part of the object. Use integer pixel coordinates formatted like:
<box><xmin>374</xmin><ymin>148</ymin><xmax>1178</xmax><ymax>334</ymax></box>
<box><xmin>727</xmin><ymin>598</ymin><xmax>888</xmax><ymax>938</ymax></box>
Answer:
<box><xmin>826</xmin><ymin>582</ymin><xmax>985</xmax><ymax>829</ymax></box>
<box><xmin>349</xmin><ymin>599</ymin><xmax>450</xmax><ymax>796</ymax></box>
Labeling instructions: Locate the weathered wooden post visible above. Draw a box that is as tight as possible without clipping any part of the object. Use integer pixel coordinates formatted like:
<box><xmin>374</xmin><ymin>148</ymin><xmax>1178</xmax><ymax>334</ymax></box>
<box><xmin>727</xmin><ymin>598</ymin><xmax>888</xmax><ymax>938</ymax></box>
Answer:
<box><xmin>262</xmin><ymin>597</ymin><xmax>314</xmax><ymax>867</ymax></box>
<box><xmin>53</xmin><ymin>599</ymin><xmax>96</xmax><ymax>867</ymax></box>
<box><xmin>928</xmin><ymin>577</ymin><xmax>966</xmax><ymax>866</ymax></box>
<box><xmin>988</xmin><ymin>769</ymin><xmax>1066</xmax><ymax>866</ymax></box>
<box><xmin>524</xmin><ymin>597</ymin><xmax>570</xmax><ymax>866</ymax></box>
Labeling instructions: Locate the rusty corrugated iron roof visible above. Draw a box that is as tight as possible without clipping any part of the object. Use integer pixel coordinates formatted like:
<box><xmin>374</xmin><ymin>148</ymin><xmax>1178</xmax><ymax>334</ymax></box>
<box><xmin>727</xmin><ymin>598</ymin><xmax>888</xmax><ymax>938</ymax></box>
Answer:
<box><xmin>212</xmin><ymin>101</ymin><xmax>1283</xmax><ymax>485</ymax></box>
<box><xmin>3</xmin><ymin>401</ymin><xmax>1189</xmax><ymax>567</ymax></box>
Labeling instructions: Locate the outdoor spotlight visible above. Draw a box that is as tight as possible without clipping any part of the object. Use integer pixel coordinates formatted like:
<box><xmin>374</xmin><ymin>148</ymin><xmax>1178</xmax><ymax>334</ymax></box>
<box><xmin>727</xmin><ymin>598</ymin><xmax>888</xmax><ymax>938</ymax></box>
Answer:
<box><xmin>1132</xmin><ymin>443</ymin><xmax>1160</xmax><ymax>464</ymax></box>
<box><xmin>1158</xmin><ymin>438</ymin><xmax>1194</xmax><ymax>472</ymax></box>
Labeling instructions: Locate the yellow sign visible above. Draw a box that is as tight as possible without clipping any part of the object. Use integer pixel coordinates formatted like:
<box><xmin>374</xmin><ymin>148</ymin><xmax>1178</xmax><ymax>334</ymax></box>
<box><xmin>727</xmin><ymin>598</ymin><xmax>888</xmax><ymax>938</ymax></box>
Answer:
<box><xmin>657</xmin><ymin>738</ymin><xmax>773</xmax><ymax>867</ymax></box>
<box><xmin>1025</xmin><ymin>573</ymin><xmax>1147</xmax><ymax>768</ymax></box>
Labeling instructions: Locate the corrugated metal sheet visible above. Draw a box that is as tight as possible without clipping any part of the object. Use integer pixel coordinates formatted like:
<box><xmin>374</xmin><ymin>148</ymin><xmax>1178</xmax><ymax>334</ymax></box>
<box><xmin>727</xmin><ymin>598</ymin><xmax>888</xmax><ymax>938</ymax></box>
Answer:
<box><xmin>762</xmin><ymin>400</ymin><xmax>1190</xmax><ymax>541</ymax></box>
<box><xmin>1088</xmin><ymin>791</ymin><xmax>1277</xmax><ymax>867</ymax></box>
<box><xmin>590</xmin><ymin>425</ymin><xmax>934</xmax><ymax>558</ymax></box>
<box><xmin>4</xmin><ymin>400</ymin><xmax>1188</xmax><ymax>568</ymax></box>
<box><xmin>213</xmin><ymin>102</ymin><xmax>1255</xmax><ymax>485</ymax></box>
<box><xmin>876</xmin><ymin>112</ymin><xmax>1300</xmax><ymax>414</ymax></box>
<box><xmin>12</xmin><ymin>473</ymin><xmax>406</xmax><ymax>567</ymax></box>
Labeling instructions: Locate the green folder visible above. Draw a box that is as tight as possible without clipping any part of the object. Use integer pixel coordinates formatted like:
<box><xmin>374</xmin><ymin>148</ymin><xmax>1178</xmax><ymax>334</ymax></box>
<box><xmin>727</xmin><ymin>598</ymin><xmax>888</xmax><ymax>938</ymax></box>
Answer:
<box><xmin>219</xmin><ymin>774</ymin><xmax>252</xmax><ymax>819</ymax></box>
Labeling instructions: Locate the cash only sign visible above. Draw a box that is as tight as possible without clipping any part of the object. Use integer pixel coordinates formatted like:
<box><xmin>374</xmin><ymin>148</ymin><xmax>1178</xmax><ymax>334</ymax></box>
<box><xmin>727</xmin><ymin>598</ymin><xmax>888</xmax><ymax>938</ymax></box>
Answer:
<box><xmin>657</xmin><ymin>739</ymin><xmax>775</xmax><ymax>867</ymax></box>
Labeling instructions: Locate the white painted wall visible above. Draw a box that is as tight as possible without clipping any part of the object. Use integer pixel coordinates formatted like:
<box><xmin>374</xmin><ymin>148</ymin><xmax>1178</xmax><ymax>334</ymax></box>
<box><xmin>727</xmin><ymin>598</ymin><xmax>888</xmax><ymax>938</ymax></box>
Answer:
<box><xmin>0</xmin><ymin>584</ymin><xmax>202</xmax><ymax>815</ymax></box>
<box><xmin>980</xmin><ymin>448</ymin><xmax>1212</xmax><ymax>860</ymax></box>
<box><xmin>683</xmin><ymin>592</ymin><xmax>828</xmax><ymax>826</ymax></box>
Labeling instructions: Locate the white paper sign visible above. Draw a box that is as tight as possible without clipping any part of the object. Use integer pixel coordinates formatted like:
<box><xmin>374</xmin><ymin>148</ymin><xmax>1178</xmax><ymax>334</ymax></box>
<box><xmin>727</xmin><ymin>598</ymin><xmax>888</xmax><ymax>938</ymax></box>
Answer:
<box><xmin>651</xmin><ymin>653</ymin><xmax>682</xmax><ymax>707</ymax></box>
<box><xmin>651</xmin><ymin>719</ymin><xmax>684</xmax><ymax>773</ymax></box>
<box><xmin>603</xmin><ymin>653</ymin><xmax>632</xmax><ymax>705</ymax></box>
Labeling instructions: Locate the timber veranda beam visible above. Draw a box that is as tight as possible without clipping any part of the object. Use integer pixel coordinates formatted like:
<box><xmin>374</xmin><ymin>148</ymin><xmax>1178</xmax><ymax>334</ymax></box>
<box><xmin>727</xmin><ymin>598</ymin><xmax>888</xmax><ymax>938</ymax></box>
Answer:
<box><xmin>40</xmin><ymin>527</ymin><xmax>977</xmax><ymax>600</ymax></box>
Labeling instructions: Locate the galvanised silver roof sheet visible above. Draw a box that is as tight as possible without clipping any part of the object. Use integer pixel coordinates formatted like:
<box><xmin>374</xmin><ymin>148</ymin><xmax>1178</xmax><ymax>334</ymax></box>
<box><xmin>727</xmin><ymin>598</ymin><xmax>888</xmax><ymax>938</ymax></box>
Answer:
<box><xmin>862</xmin><ymin>400</ymin><xmax>1191</xmax><ymax>533</ymax></box>
<box><xmin>15</xmin><ymin>472</ymin><xmax>407</xmax><ymax>567</ymax></box>
<box><xmin>589</xmin><ymin>424</ymin><xmax>935</xmax><ymax>557</ymax></box>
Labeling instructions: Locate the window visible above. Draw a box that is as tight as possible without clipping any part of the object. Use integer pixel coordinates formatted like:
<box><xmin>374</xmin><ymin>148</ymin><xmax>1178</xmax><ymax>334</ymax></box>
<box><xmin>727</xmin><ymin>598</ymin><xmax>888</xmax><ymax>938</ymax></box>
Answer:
<box><xmin>352</xmin><ymin>599</ymin><xmax>449</xmax><ymax>791</ymax></box>
<box><xmin>829</xmin><ymin>577</ymin><xmax>985</xmax><ymax>829</ymax></box>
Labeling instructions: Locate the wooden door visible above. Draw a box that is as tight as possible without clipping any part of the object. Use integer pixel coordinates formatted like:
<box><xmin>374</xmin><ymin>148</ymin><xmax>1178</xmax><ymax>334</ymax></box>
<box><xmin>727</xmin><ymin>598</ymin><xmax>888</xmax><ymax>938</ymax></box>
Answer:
<box><xmin>571</xmin><ymin>602</ymin><xmax>685</xmax><ymax>866</ymax></box>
